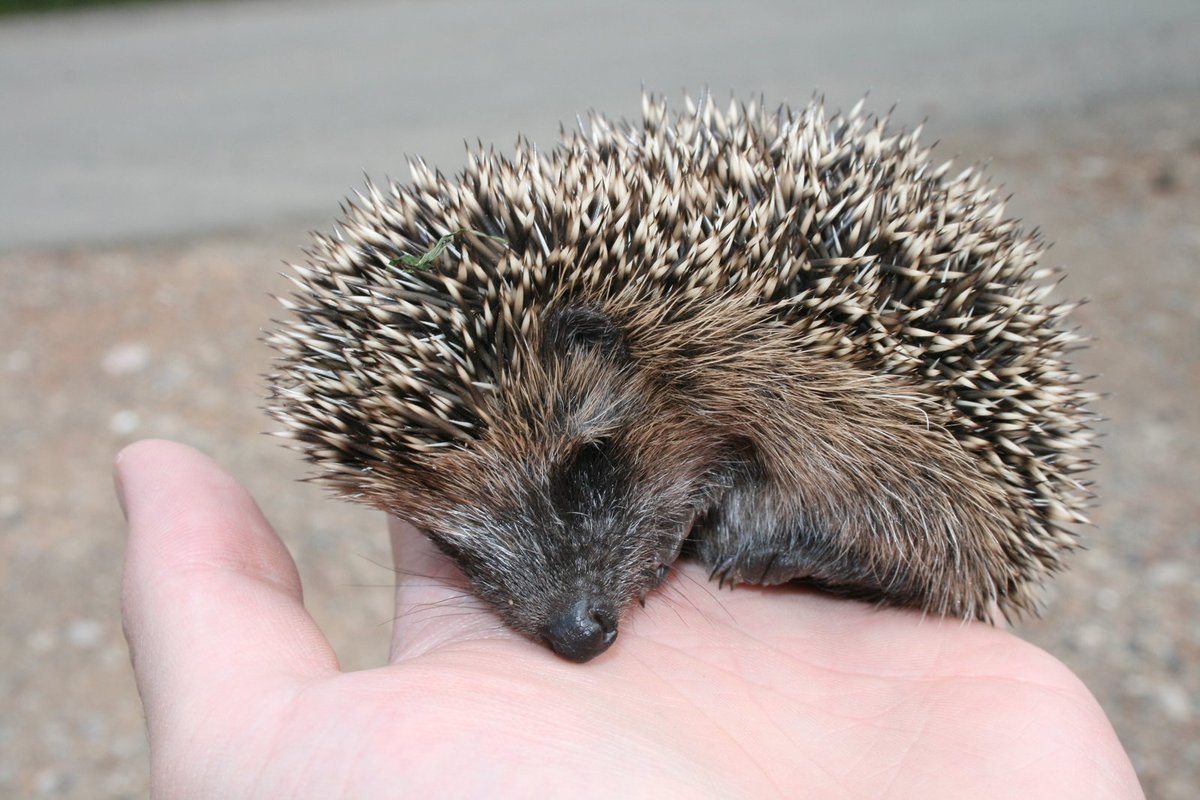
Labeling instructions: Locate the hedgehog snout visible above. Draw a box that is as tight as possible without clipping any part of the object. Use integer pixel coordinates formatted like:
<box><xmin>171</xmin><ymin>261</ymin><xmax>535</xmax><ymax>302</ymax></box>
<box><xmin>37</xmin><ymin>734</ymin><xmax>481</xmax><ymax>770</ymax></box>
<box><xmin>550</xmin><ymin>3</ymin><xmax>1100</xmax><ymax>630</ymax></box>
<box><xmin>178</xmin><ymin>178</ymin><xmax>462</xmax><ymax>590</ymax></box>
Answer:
<box><xmin>539</xmin><ymin>596</ymin><xmax>619</xmax><ymax>662</ymax></box>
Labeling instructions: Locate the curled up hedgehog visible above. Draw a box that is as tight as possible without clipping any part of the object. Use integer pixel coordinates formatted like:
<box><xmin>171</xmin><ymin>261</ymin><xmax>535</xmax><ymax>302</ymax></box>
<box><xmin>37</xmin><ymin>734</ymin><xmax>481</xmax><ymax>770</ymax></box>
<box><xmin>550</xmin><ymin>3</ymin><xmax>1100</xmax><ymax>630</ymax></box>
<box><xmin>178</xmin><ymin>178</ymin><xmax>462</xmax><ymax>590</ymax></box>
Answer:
<box><xmin>266</xmin><ymin>93</ymin><xmax>1095</xmax><ymax>663</ymax></box>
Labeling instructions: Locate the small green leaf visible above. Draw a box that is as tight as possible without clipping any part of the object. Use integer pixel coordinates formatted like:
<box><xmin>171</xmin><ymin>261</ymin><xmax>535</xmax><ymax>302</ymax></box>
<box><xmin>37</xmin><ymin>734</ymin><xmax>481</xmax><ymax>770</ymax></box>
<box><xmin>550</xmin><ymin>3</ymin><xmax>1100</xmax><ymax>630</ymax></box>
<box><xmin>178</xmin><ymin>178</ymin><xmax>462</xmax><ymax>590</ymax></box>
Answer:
<box><xmin>390</xmin><ymin>228</ymin><xmax>509</xmax><ymax>273</ymax></box>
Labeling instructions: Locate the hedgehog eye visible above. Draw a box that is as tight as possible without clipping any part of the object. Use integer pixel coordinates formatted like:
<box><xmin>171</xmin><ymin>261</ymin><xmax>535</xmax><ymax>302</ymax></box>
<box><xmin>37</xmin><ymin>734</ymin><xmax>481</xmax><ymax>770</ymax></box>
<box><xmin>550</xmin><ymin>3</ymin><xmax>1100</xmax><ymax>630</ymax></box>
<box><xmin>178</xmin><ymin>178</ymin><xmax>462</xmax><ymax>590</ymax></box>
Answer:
<box><xmin>542</xmin><ymin>306</ymin><xmax>630</xmax><ymax>363</ymax></box>
<box><xmin>564</xmin><ymin>438</ymin><xmax>614</xmax><ymax>483</ymax></box>
<box><xmin>549</xmin><ymin>436</ymin><xmax>626</xmax><ymax>516</ymax></box>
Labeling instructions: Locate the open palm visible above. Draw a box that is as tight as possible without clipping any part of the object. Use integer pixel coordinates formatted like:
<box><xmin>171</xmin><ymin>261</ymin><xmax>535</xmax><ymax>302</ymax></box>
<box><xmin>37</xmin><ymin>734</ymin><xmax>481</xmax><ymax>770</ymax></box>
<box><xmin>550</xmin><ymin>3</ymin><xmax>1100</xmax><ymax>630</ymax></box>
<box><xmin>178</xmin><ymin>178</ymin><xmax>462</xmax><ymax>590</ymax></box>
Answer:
<box><xmin>117</xmin><ymin>440</ymin><xmax>1140</xmax><ymax>798</ymax></box>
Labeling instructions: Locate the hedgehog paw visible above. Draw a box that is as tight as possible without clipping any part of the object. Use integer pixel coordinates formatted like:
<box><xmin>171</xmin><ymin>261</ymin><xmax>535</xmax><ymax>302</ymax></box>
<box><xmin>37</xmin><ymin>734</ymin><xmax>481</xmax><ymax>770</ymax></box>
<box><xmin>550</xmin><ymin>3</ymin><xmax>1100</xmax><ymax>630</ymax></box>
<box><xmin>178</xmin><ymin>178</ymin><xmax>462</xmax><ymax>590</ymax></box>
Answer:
<box><xmin>709</xmin><ymin>550</ymin><xmax>803</xmax><ymax>588</ymax></box>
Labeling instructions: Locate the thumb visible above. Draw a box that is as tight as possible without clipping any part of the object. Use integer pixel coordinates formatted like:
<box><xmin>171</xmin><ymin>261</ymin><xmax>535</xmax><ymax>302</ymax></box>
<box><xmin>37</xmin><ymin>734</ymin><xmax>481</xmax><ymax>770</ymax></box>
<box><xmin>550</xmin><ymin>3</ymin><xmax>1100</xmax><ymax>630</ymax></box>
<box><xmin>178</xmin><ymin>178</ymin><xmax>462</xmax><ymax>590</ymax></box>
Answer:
<box><xmin>117</xmin><ymin>440</ymin><xmax>338</xmax><ymax>728</ymax></box>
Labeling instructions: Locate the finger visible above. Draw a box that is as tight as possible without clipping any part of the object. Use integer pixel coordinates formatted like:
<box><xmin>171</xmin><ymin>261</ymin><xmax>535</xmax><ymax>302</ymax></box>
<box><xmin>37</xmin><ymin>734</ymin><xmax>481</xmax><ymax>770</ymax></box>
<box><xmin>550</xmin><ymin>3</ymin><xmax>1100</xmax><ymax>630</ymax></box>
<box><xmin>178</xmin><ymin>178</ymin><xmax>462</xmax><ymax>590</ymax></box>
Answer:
<box><xmin>117</xmin><ymin>440</ymin><xmax>339</xmax><ymax>716</ymax></box>
<box><xmin>387</xmin><ymin>516</ymin><xmax>515</xmax><ymax>661</ymax></box>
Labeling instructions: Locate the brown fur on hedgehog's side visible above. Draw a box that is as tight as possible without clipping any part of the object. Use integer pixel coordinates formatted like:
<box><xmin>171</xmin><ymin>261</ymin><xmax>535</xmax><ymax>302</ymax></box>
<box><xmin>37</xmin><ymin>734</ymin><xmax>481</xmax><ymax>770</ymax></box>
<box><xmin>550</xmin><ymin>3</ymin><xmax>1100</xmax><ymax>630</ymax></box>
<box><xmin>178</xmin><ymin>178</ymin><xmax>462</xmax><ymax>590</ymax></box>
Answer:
<box><xmin>266</xmin><ymin>93</ymin><xmax>1095</xmax><ymax>662</ymax></box>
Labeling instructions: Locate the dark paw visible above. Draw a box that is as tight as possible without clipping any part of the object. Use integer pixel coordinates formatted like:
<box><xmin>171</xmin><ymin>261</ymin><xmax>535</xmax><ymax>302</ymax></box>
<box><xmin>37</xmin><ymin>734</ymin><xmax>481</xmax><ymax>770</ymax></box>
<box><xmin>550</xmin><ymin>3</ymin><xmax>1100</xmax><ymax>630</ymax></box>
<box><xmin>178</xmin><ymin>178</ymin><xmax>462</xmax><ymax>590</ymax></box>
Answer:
<box><xmin>708</xmin><ymin>556</ymin><xmax>736</xmax><ymax>588</ymax></box>
<box><xmin>709</xmin><ymin>550</ymin><xmax>798</xmax><ymax>588</ymax></box>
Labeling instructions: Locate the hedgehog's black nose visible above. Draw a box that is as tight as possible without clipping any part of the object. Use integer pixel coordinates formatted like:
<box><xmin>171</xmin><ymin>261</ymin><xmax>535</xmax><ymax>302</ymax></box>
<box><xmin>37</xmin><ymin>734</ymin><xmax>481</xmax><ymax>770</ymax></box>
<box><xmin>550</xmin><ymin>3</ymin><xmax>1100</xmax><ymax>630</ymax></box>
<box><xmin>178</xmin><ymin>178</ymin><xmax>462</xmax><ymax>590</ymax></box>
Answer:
<box><xmin>541</xmin><ymin>598</ymin><xmax>618</xmax><ymax>662</ymax></box>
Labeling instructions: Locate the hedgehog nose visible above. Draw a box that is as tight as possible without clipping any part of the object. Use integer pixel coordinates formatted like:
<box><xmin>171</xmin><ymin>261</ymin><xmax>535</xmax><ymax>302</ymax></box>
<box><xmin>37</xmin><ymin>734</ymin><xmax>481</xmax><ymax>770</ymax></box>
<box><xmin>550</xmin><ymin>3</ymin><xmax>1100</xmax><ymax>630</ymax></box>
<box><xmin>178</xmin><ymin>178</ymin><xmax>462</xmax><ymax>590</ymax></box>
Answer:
<box><xmin>541</xmin><ymin>598</ymin><xmax>618</xmax><ymax>662</ymax></box>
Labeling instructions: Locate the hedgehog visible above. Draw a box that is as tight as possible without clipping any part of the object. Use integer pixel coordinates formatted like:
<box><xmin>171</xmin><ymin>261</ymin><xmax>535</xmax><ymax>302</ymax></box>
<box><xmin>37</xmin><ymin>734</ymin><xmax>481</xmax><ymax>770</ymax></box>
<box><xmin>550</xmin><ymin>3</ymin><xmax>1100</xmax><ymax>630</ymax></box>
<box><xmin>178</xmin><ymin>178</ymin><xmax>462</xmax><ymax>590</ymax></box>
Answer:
<box><xmin>266</xmin><ymin>92</ymin><xmax>1095</xmax><ymax>663</ymax></box>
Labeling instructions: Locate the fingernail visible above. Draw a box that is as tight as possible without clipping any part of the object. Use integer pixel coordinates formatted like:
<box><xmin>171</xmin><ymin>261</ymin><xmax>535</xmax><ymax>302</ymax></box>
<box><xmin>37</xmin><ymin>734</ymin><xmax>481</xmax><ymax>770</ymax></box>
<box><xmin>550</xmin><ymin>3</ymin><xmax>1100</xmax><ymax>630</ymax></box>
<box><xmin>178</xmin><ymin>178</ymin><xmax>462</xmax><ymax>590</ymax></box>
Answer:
<box><xmin>113</xmin><ymin>447</ymin><xmax>130</xmax><ymax>521</ymax></box>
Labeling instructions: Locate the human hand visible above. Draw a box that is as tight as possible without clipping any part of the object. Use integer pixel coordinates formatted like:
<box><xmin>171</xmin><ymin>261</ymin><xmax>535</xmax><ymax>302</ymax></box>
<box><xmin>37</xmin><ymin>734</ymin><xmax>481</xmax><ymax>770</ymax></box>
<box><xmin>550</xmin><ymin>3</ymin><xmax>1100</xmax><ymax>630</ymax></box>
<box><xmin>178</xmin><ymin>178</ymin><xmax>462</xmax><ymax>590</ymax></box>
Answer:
<box><xmin>117</xmin><ymin>439</ymin><xmax>1142</xmax><ymax>798</ymax></box>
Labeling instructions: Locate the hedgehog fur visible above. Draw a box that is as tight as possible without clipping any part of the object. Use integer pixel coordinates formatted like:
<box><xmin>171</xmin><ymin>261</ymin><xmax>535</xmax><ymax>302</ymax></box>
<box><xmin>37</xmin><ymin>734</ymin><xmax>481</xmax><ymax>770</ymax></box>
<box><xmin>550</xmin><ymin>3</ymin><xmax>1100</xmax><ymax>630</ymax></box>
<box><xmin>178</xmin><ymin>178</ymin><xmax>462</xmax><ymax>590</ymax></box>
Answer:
<box><xmin>266</xmin><ymin>92</ymin><xmax>1095</xmax><ymax>662</ymax></box>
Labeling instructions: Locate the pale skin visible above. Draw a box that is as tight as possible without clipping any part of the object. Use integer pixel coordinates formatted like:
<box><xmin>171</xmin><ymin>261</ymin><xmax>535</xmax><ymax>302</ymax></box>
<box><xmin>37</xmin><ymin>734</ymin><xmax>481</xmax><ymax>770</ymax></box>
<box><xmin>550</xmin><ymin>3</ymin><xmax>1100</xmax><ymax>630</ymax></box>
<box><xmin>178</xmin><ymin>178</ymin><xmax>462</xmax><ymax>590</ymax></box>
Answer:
<box><xmin>117</xmin><ymin>439</ymin><xmax>1142</xmax><ymax>799</ymax></box>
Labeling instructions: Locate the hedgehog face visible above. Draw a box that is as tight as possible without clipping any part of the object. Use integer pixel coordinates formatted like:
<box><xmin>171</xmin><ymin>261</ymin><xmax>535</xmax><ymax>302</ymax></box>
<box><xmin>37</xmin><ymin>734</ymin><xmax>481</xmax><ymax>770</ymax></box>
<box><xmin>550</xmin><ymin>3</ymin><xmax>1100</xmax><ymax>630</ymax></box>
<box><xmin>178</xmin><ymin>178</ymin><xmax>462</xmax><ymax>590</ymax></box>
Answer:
<box><xmin>417</xmin><ymin>305</ymin><xmax>728</xmax><ymax>661</ymax></box>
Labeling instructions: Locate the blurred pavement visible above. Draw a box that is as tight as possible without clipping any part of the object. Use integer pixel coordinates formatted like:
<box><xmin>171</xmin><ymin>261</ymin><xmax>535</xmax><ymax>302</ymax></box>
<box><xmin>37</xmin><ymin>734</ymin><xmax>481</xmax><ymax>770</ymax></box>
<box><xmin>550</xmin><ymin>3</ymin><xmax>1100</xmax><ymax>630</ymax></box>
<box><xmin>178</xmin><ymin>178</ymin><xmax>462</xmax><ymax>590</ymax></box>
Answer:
<box><xmin>2</xmin><ymin>0</ymin><xmax>1198</xmax><ymax>251</ymax></box>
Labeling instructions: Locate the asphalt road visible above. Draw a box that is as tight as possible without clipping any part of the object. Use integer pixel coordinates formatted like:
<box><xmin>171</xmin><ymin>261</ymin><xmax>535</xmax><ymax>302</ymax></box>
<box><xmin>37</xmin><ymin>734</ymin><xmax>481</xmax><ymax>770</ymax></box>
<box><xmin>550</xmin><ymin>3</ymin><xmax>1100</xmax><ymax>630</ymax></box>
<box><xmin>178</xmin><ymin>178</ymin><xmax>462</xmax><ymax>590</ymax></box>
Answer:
<box><xmin>2</xmin><ymin>0</ymin><xmax>1198</xmax><ymax>250</ymax></box>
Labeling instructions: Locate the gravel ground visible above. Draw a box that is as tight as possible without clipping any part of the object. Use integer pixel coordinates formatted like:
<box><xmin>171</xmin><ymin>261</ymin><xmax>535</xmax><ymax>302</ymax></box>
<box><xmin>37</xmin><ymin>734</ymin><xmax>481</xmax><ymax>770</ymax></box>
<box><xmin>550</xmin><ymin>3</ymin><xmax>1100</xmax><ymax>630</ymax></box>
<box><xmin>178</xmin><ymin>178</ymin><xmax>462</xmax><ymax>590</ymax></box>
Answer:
<box><xmin>1</xmin><ymin>90</ymin><xmax>1197</xmax><ymax>798</ymax></box>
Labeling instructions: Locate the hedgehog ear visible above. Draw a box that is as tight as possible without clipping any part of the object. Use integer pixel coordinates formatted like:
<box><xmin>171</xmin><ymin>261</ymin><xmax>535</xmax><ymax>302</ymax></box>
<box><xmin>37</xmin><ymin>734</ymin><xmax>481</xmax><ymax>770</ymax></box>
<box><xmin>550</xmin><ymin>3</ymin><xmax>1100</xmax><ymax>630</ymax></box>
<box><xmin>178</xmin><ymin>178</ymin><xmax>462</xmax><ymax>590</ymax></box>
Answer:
<box><xmin>542</xmin><ymin>306</ymin><xmax>631</xmax><ymax>364</ymax></box>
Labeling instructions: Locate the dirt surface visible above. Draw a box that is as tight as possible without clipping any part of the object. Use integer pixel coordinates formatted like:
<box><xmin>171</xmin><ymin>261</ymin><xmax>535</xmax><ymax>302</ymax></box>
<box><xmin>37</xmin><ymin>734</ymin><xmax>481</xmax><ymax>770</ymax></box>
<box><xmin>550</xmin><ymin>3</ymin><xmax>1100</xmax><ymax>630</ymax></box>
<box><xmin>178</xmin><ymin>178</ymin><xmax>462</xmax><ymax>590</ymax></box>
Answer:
<box><xmin>2</xmin><ymin>90</ymin><xmax>1197</xmax><ymax>798</ymax></box>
